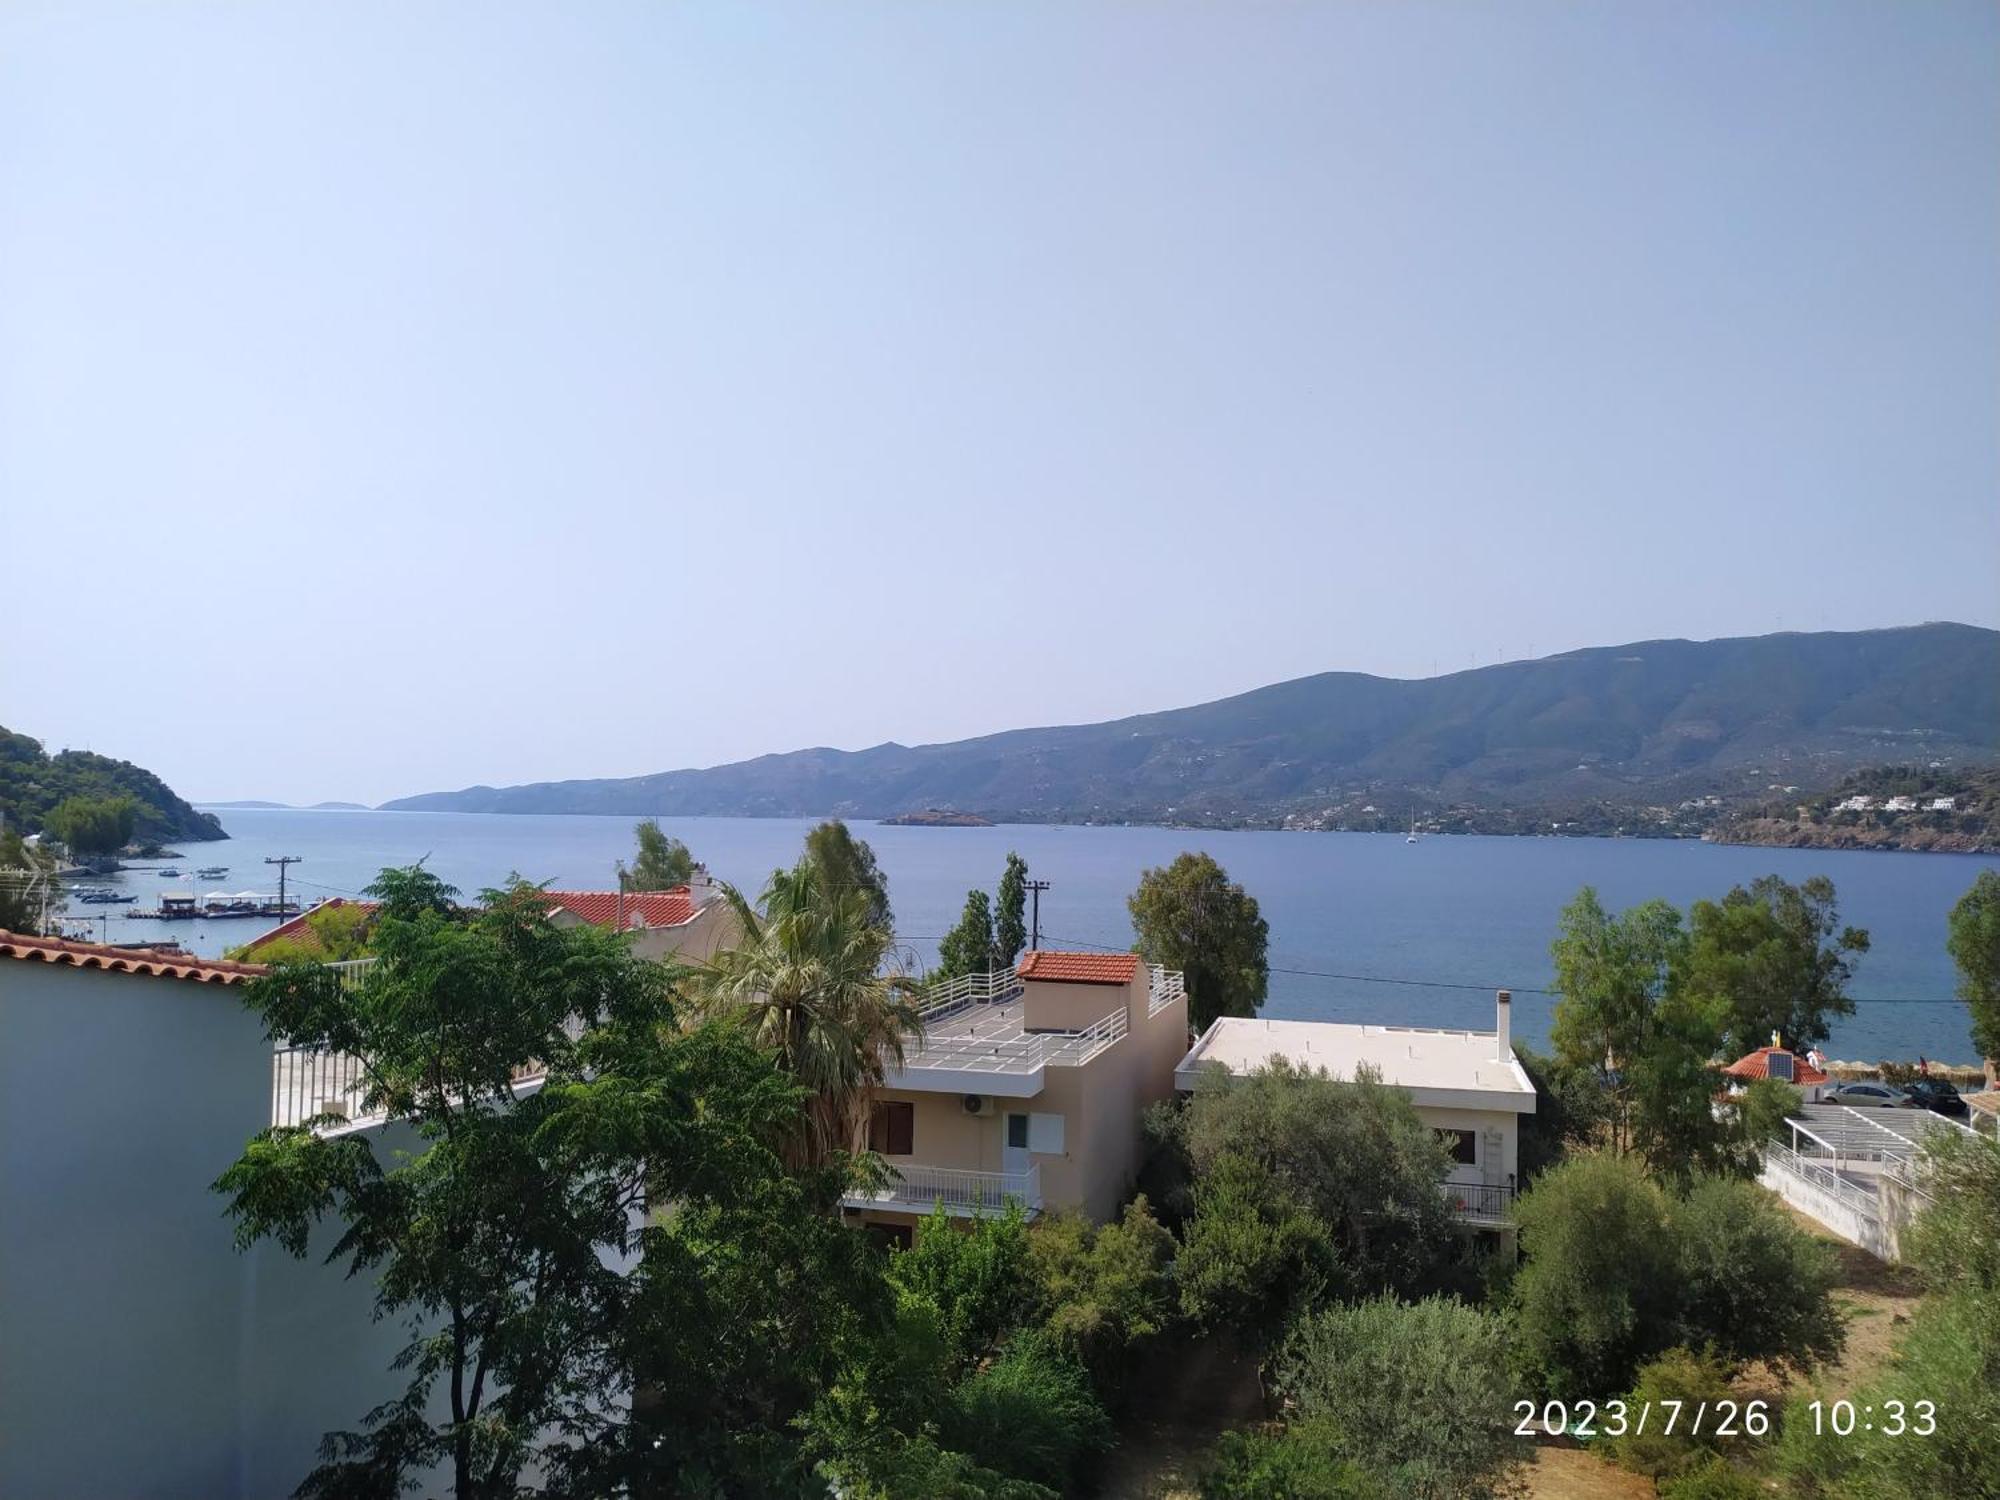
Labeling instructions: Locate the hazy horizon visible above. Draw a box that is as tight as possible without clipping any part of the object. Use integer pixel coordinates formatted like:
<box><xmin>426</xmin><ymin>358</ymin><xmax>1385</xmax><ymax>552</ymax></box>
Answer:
<box><xmin>5</xmin><ymin>3</ymin><xmax>1995</xmax><ymax>805</ymax></box>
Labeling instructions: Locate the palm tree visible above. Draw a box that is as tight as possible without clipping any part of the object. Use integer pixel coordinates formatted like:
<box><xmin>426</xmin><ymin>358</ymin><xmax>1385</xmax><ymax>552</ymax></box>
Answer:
<box><xmin>691</xmin><ymin>858</ymin><xmax>921</xmax><ymax>1173</ymax></box>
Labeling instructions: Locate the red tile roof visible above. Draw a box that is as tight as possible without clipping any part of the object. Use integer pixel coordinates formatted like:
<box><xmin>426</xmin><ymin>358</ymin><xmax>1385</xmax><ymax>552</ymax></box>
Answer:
<box><xmin>1722</xmin><ymin>1045</ymin><xmax>1829</xmax><ymax>1086</ymax></box>
<box><xmin>1016</xmin><ymin>950</ymin><xmax>1140</xmax><ymax>985</ymax></box>
<box><xmin>235</xmin><ymin>898</ymin><xmax>380</xmax><ymax>958</ymax></box>
<box><xmin>0</xmin><ymin>929</ymin><xmax>268</xmax><ymax>986</ymax></box>
<box><xmin>545</xmin><ymin>889</ymin><xmax>701</xmax><ymax>931</ymax></box>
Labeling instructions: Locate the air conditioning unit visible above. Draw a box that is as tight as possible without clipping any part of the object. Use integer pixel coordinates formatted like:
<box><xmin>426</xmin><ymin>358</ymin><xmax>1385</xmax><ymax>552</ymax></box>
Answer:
<box><xmin>962</xmin><ymin>1094</ymin><xmax>993</xmax><ymax>1117</ymax></box>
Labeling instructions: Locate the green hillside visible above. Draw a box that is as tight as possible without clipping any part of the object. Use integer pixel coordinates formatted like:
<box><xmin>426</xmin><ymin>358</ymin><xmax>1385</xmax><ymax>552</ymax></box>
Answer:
<box><xmin>0</xmin><ymin>728</ymin><xmax>226</xmax><ymax>846</ymax></box>
<box><xmin>381</xmin><ymin>623</ymin><xmax>2000</xmax><ymax>828</ymax></box>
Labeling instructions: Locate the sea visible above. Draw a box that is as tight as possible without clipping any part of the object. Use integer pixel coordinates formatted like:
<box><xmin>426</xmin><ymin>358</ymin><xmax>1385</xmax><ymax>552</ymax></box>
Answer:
<box><xmin>82</xmin><ymin>807</ymin><xmax>2000</xmax><ymax>1067</ymax></box>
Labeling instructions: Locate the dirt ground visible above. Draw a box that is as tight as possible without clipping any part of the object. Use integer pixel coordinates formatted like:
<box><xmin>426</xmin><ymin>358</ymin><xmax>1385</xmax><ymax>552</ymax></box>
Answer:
<box><xmin>1094</xmin><ymin>1339</ymin><xmax>1265</xmax><ymax>1499</ymax></box>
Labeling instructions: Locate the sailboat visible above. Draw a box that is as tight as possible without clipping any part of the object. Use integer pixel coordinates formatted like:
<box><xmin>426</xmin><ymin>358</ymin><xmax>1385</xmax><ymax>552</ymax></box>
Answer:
<box><xmin>1406</xmin><ymin>817</ymin><xmax>1420</xmax><ymax>844</ymax></box>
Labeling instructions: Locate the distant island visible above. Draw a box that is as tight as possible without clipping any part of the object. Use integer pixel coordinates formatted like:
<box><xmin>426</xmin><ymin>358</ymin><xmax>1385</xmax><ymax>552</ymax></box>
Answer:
<box><xmin>379</xmin><ymin>624</ymin><xmax>1999</xmax><ymax>840</ymax></box>
<box><xmin>1712</xmin><ymin>765</ymin><xmax>2000</xmax><ymax>854</ymax></box>
<box><xmin>203</xmin><ymin>800</ymin><xmax>371</xmax><ymax>811</ymax></box>
<box><xmin>880</xmin><ymin>809</ymin><xmax>994</xmax><ymax>827</ymax></box>
<box><xmin>1</xmin><ymin>726</ymin><xmax>225</xmax><ymax>844</ymax></box>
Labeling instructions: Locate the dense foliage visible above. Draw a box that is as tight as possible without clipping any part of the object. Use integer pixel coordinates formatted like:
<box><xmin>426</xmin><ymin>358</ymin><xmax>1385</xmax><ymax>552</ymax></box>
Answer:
<box><xmin>618</xmin><ymin>818</ymin><xmax>696</xmax><ymax>890</ymax></box>
<box><xmin>995</xmin><ymin>852</ymin><xmax>1029</xmax><ymax>967</ymax></box>
<box><xmin>938</xmin><ymin>888</ymin><xmax>998</xmax><ymax>979</ymax></box>
<box><xmin>1947</xmin><ymin>869</ymin><xmax>2000</xmax><ymax>1063</ymax></box>
<box><xmin>1509</xmin><ymin>1153</ymin><xmax>1840</xmax><ymax>1398</ymax></box>
<box><xmin>804</xmin><ymin>818</ymin><xmax>893</xmax><ymax>934</ymax></box>
<box><xmin>1683</xmin><ymin>874</ymin><xmax>1869</xmax><ymax>1056</ymax></box>
<box><xmin>0</xmin><ymin>725</ymin><xmax>224</xmax><ymax>843</ymax></box>
<box><xmin>1128</xmin><ymin>852</ymin><xmax>1269</xmax><ymax>1031</ymax></box>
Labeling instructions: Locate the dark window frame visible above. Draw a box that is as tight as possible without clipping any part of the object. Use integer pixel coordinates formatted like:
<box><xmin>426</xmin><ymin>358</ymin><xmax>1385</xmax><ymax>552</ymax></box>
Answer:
<box><xmin>869</xmin><ymin>1101</ymin><xmax>915</xmax><ymax>1156</ymax></box>
<box><xmin>1439</xmin><ymin>1128</ymin><xmax>1477</xmax><ymax>1166</ymax></box>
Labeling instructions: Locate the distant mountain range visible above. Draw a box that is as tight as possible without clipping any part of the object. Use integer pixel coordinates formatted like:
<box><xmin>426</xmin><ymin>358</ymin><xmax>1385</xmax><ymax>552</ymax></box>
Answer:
<box><xmin>381</xmin><ymin>624</ymin><xmax>2000</xmax><ymax>829</ymax></box>
<box><xmin>0</xmin><ymin>727</ymin><xmax>226</xmax><ymax>844</ymax></box>
<box><xmin>202</xmin><ymin>800</ymin><xmax>371</xmax><ymax>811</ymax></box>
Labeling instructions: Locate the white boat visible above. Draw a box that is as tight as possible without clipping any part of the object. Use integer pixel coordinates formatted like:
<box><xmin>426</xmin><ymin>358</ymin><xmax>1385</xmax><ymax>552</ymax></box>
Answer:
<box><xmin>1406</xmin><ymin>819</ymin><xmax>1419</xmax><ymax>844</ymax></box>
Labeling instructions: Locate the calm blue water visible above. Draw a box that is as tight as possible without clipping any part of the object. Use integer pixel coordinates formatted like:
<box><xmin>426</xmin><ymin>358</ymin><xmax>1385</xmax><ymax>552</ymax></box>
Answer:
<box><xmin>90</xmin><ymin>808</ymin><xmax>2000</xmax><ymax>1066</ymax></box>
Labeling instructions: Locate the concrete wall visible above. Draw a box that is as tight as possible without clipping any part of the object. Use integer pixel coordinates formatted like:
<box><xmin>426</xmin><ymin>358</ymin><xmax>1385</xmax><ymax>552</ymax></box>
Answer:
<box><xmin>1759</xmin><ymin>1158</ymin><xmax>1900</xmax><ymax>1261</ymax></box>
<box><xmin>1021</xmin><ymin>977</ymin><xmax>1126</xmax><ymax>1032</ymax></box>
<box><xmin>1417</xmin><ymin>1104</ymin><xmax>1520</xmax><ymax>1190</ymax></box>
<box><xmin>1</xmin><ymin>963</ymin><xmax>457</xmax><ymax>1499</ymax></box>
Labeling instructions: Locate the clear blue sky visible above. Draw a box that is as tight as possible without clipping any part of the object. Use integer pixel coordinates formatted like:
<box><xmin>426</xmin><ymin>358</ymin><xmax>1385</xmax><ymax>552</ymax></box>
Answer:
<box><xmin>3</xmin><ymin>2</ymin><xmax>1994</xmax><ymax>806</ymax></box>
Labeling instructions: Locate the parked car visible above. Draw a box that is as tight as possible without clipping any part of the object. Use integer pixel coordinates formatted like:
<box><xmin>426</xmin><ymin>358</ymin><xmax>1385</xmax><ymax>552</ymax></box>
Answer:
<box><xmin>1902</xmin><ymin>1078</ymin><xmax>1971</xmax><ymax>1120</ymax></box>
<box><xmin>1823</xmin><ymin>1081</ymin><xmax>1914</xmax><ymax>1108</ymax></box>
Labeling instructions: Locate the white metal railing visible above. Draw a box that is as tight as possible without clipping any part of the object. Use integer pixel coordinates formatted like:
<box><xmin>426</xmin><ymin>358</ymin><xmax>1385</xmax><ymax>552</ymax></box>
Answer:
<box><xmin>1147</xmin><ymin>965</ymin><xmax>1185</xmax><ymax>1017</ymax></box>
<box><xmin>848</xmin><ymin>1162</ymin><xmax>1042</xmax><ymax>1215</ymax></box>
<box><xmin>916</xmin><ymin>968</ymin><xmax>1023</xmax><ymax>1024</ymax></box>
<box><xmin>1764</xmin><ymin>1141</ymin><xmax>1881</xmax><ymax>1217</ymax></box>
<box><xmin>326</xmin><ymin>957</ymin><xmax>376</xmax><ymax>989</ymax></box>
<box><xmin>899</xmin><ymin>1004</ymin><xmax>1128</xmax><ymax>1076</ymax></box>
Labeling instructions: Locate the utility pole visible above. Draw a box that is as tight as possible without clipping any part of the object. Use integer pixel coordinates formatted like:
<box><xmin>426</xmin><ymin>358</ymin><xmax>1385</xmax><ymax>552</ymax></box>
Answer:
<box><xmin>1023</xmin><ymin>879</ymin><xmax>1051</xmax><ymax>952</ymax></box>
<box><xmin>265</xmin><ymin>855</ymin><xmax>302</xmax><ymax>914</ymax></box>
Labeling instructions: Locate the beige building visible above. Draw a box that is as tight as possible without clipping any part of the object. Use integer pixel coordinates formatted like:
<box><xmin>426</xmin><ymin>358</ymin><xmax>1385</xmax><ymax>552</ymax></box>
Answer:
<box><xmin>1173</xmin><ymin>990</ymin><xmax>1536</xmax><ymax>1236</ymax></box>
<box><xmin>843</xmin><ymin>950</ymin><xmax>1190</xmax><ymax>1240</ymax></box>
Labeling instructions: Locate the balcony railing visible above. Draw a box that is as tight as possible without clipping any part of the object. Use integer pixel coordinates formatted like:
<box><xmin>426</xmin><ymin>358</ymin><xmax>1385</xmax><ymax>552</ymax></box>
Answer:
<box><xmin>897</xmin><ymin>1003</ymin><xmax>1128</xmax><ymax>1077</ymax></box>
<box><xmin>843</xmin><ymin>1162</ymin><xmax>1042</xmax><ymax>1217</ymax></box>
<box><xmin>916</xmin><ymin>967</ymin><xmax>1023</xmax><ymax>1024</ymax></box>
<box><xmin>1444</xmin><ymin>1181</ymin><xmax>1515</xmax><ymax>1225</ymax></box>
<box><xmin>1147</xmin><ymin>965</ymin><xmax>1185</xmax><ymax>1017</ymax></box>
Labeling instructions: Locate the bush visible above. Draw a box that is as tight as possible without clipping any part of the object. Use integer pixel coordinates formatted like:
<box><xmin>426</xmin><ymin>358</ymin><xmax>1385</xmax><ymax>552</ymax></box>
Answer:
<box><xmin>943</xmin><ymin>1334</ymin><xmax>1112</xmax><ymax>1491</ymax></box>
<box><xmin>1197</xmin><ymin>1420</ymin><xmax>1382</xmax><ymax>1500</ymax></box>
<box><xmin>1180</xmin><ymin>1058</ymin><xmax>1459</xmax><ymax>1298</ymax></box>
<box><xmin>832</xmin><ymin>1434</ymin><xmax>1060</xmax><ymax>1500</ymax></box>
<box><xmin>1607</xmin><ymin>1347</ymin><xmax>1739</xmax><ymax>1479</ymax></box>
<box><xmin>1734</xmin><ymin>1076</ymin><xmax>1803</xmax><ymax>1148</ymax></box>
<box><xmin>1510</xmin><ymin>1153</ymin><xmax>1680</xmax><ymax>1395</ymax></box>
<box><xmin>1274</xmin><ymin>1295</ymin><xmax>1524</xmax><ymax>1500</ymax></box>
<box><xmin>1672</xmin><ymin>1175</ymin><xmax>1842</xmax><ymax>1372</ymax></box>
<box><xmin>889</xmin><ymin>1204</ymin><xmax>1033</xmax><ymax>1373</ymax></box>
<box><xmin>1028</xmin><ymin>1197</ymin><xmax>1176</xmax><ymax>1385</ymax></box>
<box><xmin>1659</xmin><ymin>1455</ymin><xmax>1765</xmax><ymax>1500</ymax></box>
<box><xmin>1176</xmin><ymin>1152</ymin><xmax>1335</xmax><ymax>1344</ymax></box>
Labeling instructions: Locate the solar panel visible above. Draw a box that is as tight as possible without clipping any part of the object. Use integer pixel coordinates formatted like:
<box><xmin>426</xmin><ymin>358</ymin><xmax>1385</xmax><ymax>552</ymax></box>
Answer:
<box><xmin>1768</xmin><ymin>1051</ymin><xmax>1794</xmax><ymax>1082</ymax></box>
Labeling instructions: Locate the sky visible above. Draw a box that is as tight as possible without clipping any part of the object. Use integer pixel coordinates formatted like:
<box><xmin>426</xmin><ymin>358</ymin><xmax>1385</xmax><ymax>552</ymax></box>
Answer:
<box><xmin>3</xmin><ymin>2</ymin><xmax>1995</xmax><ymax>806</ymax></box>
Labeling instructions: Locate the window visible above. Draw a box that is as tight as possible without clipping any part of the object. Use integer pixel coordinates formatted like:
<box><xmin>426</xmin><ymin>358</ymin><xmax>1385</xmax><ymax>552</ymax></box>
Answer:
<box><xmin>1006</xmin><ymin>1113</ymin><xmax>1030</xmax><ymax>1150</ymax></box>
<box><xmin>869</xmin><ymin>1101</ymin><xmax>914</xmax><ymax>1156</ymax></box>
<box><xmin>1028</xmin><ymin>1112</ymin><xmax>1065</xmax><ymax>1154</ymax></box>
<box><xmin>865</xmin><ymin>1221</ymin><xmax>914</xmax><ymax>1252</ymax></box>
<box><xmin>1439</xmin><ymin>1128</ymin><xmax>1477</xmax><ymax>1166</ymax></box>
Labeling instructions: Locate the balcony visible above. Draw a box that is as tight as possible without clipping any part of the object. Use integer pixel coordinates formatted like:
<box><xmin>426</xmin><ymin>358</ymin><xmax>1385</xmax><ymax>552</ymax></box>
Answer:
<box><xmin>1444</xmin><ymin>1180</ymin><xmax>1514</xmax><ymax>1227</ymax></box>
<box><xmin>1147</xmin><ymin>966</ymin><xmax>1185</xmax><ymax>1017</ymax></box>
<box><xmin>841</xmin><ymin>1162</ymin><xmax>1042</xmax><ymax>1219</ymax></box>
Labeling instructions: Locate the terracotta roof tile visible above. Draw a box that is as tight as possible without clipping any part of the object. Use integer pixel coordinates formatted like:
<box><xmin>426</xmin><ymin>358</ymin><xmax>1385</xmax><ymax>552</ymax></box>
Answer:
<box><xmin>1722</xmin><ymin>1045</ymin><xmax>1830</xmax><ymax>1086</ymax></box>
<box><xmin>1016</xmin><ymin>950</ymin><xmax>1140</xmax><ymax>985</ymax></box>
<box><xmin>0</xmin><ymin>929</ymin><xmax>268</xmax><ymax>986</ymax></box>
<box><xmin>545</xmin><ymin>889</ymin><xmax>701</xmax><ymax>931</ymax></box>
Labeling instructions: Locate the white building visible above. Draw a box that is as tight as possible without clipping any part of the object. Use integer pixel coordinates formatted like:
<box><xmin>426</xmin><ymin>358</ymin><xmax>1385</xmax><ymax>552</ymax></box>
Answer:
<box><xmin>1174</xmin><ymin>990</ymin><xmax>1536</xmax><ymax>1237</ymax></box>
<box><xmin>1929</xmin><ymin>795</ymin><xmax>1958</xmax><ymax>812</ymax></box>
<box><xmin>1882</xmin><ymin>795</ymin><xmax>1918</xmax><ymax>813</ymax></box>
<box><xmin>1835</xmin><ymin>795</ymin><xmax>1876</xmax><ymax>813</ymax></box>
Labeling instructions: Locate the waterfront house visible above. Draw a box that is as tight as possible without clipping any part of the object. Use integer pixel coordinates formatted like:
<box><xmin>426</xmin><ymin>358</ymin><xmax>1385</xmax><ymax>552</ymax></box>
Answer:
<box><xmin>1882</xmin><ymin>795</ymin><xmax>1919</xmax><ymax>813</ymax></box>
<box><xmin>1172</xmin><ymin>990</ymin><xmax>1536</xmax><ymax>1240</ymax></box>
<box><xmin>1835</xmin><ymin>795</ymin><xmax>1876</xmax><ymax>812</ymax></box>
<box><xmin>841</xmin><ymin>951</ymin><xmax>1190</xmax><ymax>1241</ymax></box>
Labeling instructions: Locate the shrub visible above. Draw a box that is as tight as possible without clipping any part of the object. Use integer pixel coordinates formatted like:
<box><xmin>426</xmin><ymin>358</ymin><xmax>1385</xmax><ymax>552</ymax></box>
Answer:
<box><xmin>1197</xmin><ymin>1420</ymin><xmax>1382</xmax><ymax>1500</ymax></box>
<box><xmin>1176</xmin><ymin>1152</ymin><xmax>1335</xmax><ymax>1344</ymax></box>
<box><xmin>1510</xmin><ymin>1153</ymin><xmax>1680</xmax><ymax>1395</ymax></box>
<box><xmin>1028</xmin><ymin>1197</ymin><xmax>1176</xmax><ymax>1384</ymax></box>
<box><xmin>1734</xmin><ymin>1077</ymin><xmax>1803</xmax><ymax>1148</ymax></box>
<box><xmin>888</xmin><ymin>1203</ymin><xmax>1033</xmax><ymax>1372</ymax></box>
<box><xmin>1671</xmin><ymin>1175</ymin><xmax>1842</xmax><ymax>1372</ymax></box>
<box><xmin>1274</xmin><ymin>1295</ymin><xmax>1524</xmax><ymax>1500</ymax></box>
<box><xmin>1607</xmin><ymin>1347</ymin><xmax>1739</xmax><ymax>1480</ymax></box>
<box><xmin>943</xmin><ymin>1334</ymin><xmax>1113</xmax><ymax>1491</ymax></box>
<box><xmin>1180</xmin><ymin>1058</ymin><xmax>1458</xmax><ymax>1297</ymax></box>
<box><xmin>1659</xmin><ymin>1455</ymin><xmax>1765</xmax><ymax>1500</ymax></box>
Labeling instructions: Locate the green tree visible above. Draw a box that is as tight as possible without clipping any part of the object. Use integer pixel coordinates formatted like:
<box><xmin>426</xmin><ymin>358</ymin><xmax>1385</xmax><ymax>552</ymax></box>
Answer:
<box><xmin>1178</xmin><ymin>1058</ymin><xmax>1458</xmax><ymax>1298</ymax></box>
<box><xmin>618</xmin><ymin>818</ymin><xmax>696</xmax><ymax>891</ymax></box>
<box><xmin>1670</xmin><ymin>1175</ymin><xmax>1842</xmax><ymax>1372</ymax></box>
<box><xmin>1547</xmin><ymin>888</ymin><xmax>1689</xmax><ymax>1156</ymax></box>
<box><xmin>1512</xmin><ymin>1044</ymin><xmax>1610</xmax><ymax>1182</ymax></box>
<box><xmin>1275</xmin><ymin>1295</ymin><xmax>1526</xmax><ymax>1500</ymax></box>
<box><xmin>213</xmin><ymin>866</ymin><xmax>817</xmax><ymax>1499</ymax></box>
<box><xmin>995</xmin><ymin>852</ymin><xmax>1029</xmax><ymax>967</ymax></box>
<box><xmin>1607</xmin><ymin>1348</ymin><xmax>1739</xmax><ymax>1480</ymax></box>
<box><xmin>1028</xmin><ymin>1197</ymin><xmax>1177</xmax><ymax>1384</ymax></box>
<box><xmin>693</xmin><ymin>858</ymin><xmax>920</xmax><ymax>1174</ymax></box>
<box><xmin>1197</xmin><ymin>1421</ymin><xmax>1382</xmax><ymax>1500</ymax></box>
<box><xmin>1128</xmin><ymin>852</ymin><xmax>1269</xmax><ymax>1032</ymax></box>
<box><xmin>804</xmin><ymin>818</ymin><xmax>893</xmax><ymax>934</ymax></box>
<box><xmin>1683</xmin><ymin>874</ymin><xmax>1869</xmax><ymax>1057</ymax></box>
<box><xmin>1176</xmin><ymin>1151</ymin><xmax>1335</xmax><ymax>1345</ymax></box>
<box><xmin>228</xmin><ymin>900</ymin><xmax>375</xmax><ymax>963</ymax></box>
<box><xmin>0</xmin><ymin>827</ymin><xmax>59</xmax><ymax>931</ymax></box>
<box><xmin>1946</xmin><ymin>869</ymin><xmax>2000</xmax><ymax>1068</ymax></box>
<box><xmin>1510</xmin><ymin>1152</ymin><xmax>1680</xmax><ymax>1397</ymax></box>
<box><xmin>888</xmin><ymin>1202</ymin><xmax>1034</xmax><ymax>1373</ymax></box>
<box><xmin>43</xmin><ymin>792</ymin><xmax>137</xmax><ymax>857</ymax></box>
<box><xmin>942</xmin><ymin>1334</ymin><xmax>1112</xmax><ymax>1493</ymax></box>
<box><xmin>938</xmin><ymin>888</ymin><xmax>997</xmax><ymax>980</ymax></box>
<box><xmin>1732</xmin><ymin>1075</ymin><xmax>1803</xmax><ymax>1148</ymax></box>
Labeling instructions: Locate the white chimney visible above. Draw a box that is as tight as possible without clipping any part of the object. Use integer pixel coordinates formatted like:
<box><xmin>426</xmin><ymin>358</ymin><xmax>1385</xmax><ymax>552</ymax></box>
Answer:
<box><xmin>1495</xmin><ymin>989</ymin><xmax>1512</xmax><ymax>1061</ymax></box>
